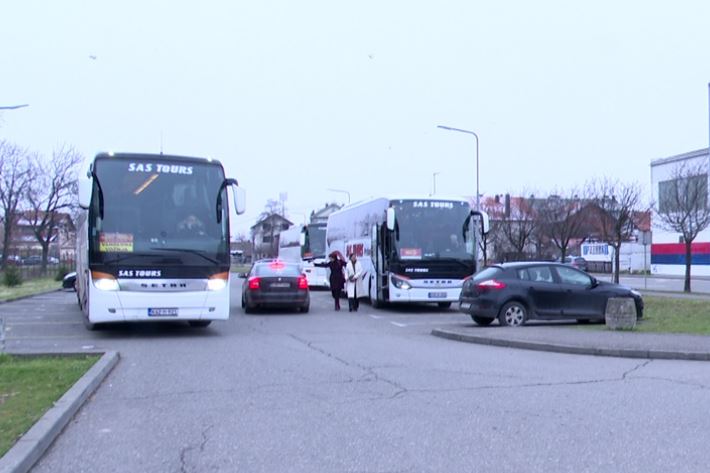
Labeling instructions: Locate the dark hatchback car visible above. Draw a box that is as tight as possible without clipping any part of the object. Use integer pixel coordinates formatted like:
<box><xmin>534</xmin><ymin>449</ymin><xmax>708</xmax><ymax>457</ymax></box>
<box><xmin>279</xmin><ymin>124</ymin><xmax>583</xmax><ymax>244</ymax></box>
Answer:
<box><xmin>240</xmin><ymin>260</ymin><xmax>310</xmax><ymax>313</ymax></box>
<box><xmin>459</xmin><ymin>262</ymin><xmax>643</xmax><ymax>326</ymax></box>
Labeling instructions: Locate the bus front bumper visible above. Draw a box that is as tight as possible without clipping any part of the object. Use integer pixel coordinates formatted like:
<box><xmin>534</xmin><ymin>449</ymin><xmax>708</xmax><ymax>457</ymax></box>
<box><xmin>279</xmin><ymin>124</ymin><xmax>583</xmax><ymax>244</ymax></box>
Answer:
<box><xmin>88</xmin><ymin>288</ymin><xmax>231</xmax><ymax>324</ymax></box>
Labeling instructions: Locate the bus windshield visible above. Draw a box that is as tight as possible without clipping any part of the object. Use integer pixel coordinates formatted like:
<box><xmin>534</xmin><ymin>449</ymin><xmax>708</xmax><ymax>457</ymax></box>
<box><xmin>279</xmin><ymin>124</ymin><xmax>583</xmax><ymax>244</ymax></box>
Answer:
<box><xmin>89</xmin><ymin>157</ymin><xmax>229</xmax><ymax>265</ymax></box>
<box><xmin>305</xmin><ymin>224</ymin><xmax>326</xmax><ymax>259</ymax></box>
<box><xmin>391</xmin><ymin>199</ymin><xmax>473</xmax><ymax>260</ymax></box>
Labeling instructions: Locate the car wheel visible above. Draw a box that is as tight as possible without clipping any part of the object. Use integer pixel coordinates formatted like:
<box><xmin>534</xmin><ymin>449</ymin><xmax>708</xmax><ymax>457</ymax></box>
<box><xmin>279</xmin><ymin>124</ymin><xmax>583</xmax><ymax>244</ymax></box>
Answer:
<box><xmin>244</xmin><ymin>302</ymin><xmax>255</xmax><ymax>314</ymax></box>
<box><xmin>498</xmin><ymin>301</ymin><xmax>527</xmax><ymax>327</ymax></box>
<box><xmin>300</xmin><ymin>304</ymin><xmax>310</xmax><ymax>313</ymax></box>
<box><xmin>437</xmin><ymin>302</ymin><xmax>452</xmax><ymax>309</ymax></box>
<box><xmin>241</xmin><ymin>295</ymin><xmax>246</xmax><ymax>308</ymax></box>
<box><xmin>188</xmin><ymin>320</ymin><xmax>211</xmax><ymax>328</ymax></box>
<box><xmin>472</xmin><ymin>315</ymin><xmax>494</xmax><ymax>326</ymax></box>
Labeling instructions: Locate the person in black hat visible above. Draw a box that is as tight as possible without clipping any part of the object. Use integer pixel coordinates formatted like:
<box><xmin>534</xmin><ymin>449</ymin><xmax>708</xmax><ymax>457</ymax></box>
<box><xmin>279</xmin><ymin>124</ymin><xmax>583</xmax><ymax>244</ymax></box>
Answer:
<box><xmin>315</xmin><ymin>251</ymin><xmax>347</xmax><ymax>310</ymax></box>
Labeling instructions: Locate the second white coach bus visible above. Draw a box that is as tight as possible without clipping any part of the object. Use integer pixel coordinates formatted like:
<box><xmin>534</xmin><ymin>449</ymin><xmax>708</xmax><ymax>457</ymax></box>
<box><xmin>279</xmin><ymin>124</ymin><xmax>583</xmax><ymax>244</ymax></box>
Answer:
<box><xmin>326</xmin><ymin>196</ymin><xmax>489</xmax><ymax>307</ymax></box>
<box><xmin>278</xmin><ymin>223</ymin><xmax>329</xmax><ymax>288</ymax></box>
<box><xmin>75</xmin><ymin>152</ymin><xmax>246</xmax><ymax>329</ymax></box>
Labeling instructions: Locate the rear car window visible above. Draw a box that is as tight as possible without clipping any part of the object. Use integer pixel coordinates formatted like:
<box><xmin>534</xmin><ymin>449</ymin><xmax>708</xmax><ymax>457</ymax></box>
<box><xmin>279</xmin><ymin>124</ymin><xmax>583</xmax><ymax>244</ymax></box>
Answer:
<box><xmin>473</xmin><ymin>267</ymin><xmax>503</xmax><ymax>282</ymax></box>
<box><xmin>518</xmin><ymin>266</ymin><xmax>554</xmax><ymax>283</ymax></box>
<box><xmin>253</xmin><ymin>264</ymin><xmax>302</xmax><ymax>277</ymax></box>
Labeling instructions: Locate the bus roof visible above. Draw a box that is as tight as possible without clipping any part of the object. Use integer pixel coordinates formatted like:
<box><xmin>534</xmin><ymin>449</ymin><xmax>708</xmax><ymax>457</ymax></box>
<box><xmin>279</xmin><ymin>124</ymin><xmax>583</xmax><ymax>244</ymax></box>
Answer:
<box><xmin>93</xmin><ymin>152</ymin><xmax>223</xmax><ymax>167</ymax></box>
<box><xmin>333</xmin><ymin>194</ymin><xmax>472</xmax><ymax>212</ymax></box>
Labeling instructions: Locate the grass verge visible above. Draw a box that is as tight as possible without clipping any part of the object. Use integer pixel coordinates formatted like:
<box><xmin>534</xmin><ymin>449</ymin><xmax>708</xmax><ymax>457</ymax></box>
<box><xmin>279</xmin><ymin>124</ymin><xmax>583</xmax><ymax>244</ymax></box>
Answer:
<box><xmin>0</xmin><ymin>354</ymin><xmax>99</xmax><ymax>457</ymax></box>
<box><xmin>580</xmin><ymin>296</ymin><xmax>710</xmax><ymax>335</ymax></box>
<box><xmin>0</xmin><ymin>277</ymin><xmax>59</xmax><ymax>303</ymax></box>
<box><xmin>635</xmin><ymin>296</ymin><xmax>710</xmax><ymax>334</ymax></box>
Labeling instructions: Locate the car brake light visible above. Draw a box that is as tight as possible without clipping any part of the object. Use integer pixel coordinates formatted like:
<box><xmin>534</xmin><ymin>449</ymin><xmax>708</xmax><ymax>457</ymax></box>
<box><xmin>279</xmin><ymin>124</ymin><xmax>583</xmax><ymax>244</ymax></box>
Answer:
<box><xmin>269</xmin><ymin>260</ymin><xmax>285</xmax><ymax>270</ymax></box>
<box><xmin>298</xmin><ymin>275</ymin><xmax>308</xmax><ymax>290</ymax></box>
<box><xmin>476</xmin><ymin>279</ymin><xmax>506</xmax><ymax>290</ymax></box>
<box><xmin>248</xmin><ymin>277</ymin><xmax>261</xmax><ymax>290</ymax></box>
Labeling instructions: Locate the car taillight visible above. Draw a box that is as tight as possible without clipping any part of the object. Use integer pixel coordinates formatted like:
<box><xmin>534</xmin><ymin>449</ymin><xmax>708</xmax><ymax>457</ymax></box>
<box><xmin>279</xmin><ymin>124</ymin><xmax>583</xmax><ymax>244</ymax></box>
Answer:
<box><xmin>248</xmin><ymin>277</ymin><xmax>261</xmax><ymax>290</ymax></box>
<box><xmin>475</xmin><ymin>279</ymin><xmax>506</xmax><ymax>290</ymax></box>
<box><xmin>298</xmin><ymin>275</ymin><xmax>308</xmax><ymax>290</ymax></box>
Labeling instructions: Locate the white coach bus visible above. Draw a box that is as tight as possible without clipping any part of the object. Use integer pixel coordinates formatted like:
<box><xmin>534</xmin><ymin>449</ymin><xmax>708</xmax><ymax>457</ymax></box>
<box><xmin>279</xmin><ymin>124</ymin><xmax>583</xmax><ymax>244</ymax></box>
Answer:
<box><xmin>326</xmin><ymin>196</ymin><xmax>489</xmax><ymax>307</ymax></box>
<box><xmin>75</xmin><ymin>152</ymin><xmax>245</xmax><ymax>329</ymax></box>
<box><xmin>278</xmin><ymin>222</ymin><xmax>329</xmax><ymax>288</ymax></box>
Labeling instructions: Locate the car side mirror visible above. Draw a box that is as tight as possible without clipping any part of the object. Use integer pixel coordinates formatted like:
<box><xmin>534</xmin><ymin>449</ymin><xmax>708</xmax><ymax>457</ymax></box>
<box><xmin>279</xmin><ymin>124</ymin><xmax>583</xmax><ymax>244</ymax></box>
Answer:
<box><xmin>590</xmin><ymin>276</ymin><xmax>599</xmax><ymax>288</ymax></box>
<box><xmin>237</xmin><ymin>272</ymin><xmax>248</xmax><ymax>279</ymax></box>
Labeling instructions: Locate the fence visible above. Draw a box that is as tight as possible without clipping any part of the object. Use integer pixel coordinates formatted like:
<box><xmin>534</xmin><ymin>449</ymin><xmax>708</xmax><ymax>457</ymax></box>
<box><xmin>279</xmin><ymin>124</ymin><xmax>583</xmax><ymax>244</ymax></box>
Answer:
<box><xmin>2</xmin><ymin>258</ymin><xmax>75</xmax><ymax>281</ymax></box>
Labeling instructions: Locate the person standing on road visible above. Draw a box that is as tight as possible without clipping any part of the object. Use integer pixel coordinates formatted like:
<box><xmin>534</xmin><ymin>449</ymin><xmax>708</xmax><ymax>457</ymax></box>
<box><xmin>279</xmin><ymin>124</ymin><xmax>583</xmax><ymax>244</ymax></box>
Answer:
<box><xmin>315</xmin><ymin>251</ymin><xmax>347</xmax><ymax>310</ymax></box>
<box><xmin>345</xmin><ymin>252</ymin><xmax>364</xmax><ymax>312</ymax></box>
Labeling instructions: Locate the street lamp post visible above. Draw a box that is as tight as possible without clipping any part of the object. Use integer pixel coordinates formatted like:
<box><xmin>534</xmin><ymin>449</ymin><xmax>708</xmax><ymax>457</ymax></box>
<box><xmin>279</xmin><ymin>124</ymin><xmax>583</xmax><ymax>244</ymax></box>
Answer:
<box><xmin>327</xmin><ymin>188</ymin><xmax>351</xmax><ymax>205</ymax></box>
<box><xmin>437</xmin><ymin>125</ymin><xmax>479</xmax><ymax>210</ymax></box>
<box><xmin>432</xmin><ymin>172</ymin><xmax>440</xmax><ymax>196</ymax></box>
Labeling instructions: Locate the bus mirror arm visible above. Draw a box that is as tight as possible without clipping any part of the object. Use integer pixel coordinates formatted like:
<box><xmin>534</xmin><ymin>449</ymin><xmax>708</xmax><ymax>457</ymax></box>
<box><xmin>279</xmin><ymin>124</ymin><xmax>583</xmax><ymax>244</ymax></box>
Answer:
<box><xmin>217</xmin><ymin>178</ymin><xmax>246</xmax><ymax>223</ymax></box>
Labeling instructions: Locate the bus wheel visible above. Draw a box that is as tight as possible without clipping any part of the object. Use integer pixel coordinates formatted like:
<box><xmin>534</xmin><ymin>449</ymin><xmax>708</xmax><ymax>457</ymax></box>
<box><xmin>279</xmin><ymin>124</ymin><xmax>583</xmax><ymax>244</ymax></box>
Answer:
<box><xmin>188</xmin><ymin>320</ymin><xmax>211</xmax><ymax>328</ymax></box>
<box><xmin>83</xmin><ymin>317</ymin><xmax>99</xmax><ymax>331</ymax></box>
<box><xmin>437</xmin><ymin>302</ymin><xmax>452</xmax><ymax>309</ymax></box>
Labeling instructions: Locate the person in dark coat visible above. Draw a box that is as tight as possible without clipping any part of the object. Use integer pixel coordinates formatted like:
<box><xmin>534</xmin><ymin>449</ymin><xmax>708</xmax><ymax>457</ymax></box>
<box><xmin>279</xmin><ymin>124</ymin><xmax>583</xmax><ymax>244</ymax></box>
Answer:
<box><xmin>315</xmin><ymin>251</ymin><xmax>347</xmax><ymax>310</ymax></box>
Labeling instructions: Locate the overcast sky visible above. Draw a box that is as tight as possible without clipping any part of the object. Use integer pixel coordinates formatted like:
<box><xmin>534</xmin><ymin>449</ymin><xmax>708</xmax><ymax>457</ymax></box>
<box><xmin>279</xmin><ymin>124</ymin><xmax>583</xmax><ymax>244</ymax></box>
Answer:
<box><xmin>2</xmin><ymin>1</ymin><xmax>710</xmax><ymax>236</ymax></box>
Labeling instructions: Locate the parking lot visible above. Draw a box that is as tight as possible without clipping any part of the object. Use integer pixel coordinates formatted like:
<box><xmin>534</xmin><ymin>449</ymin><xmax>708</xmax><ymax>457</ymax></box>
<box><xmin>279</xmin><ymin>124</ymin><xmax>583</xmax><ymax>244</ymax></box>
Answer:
<box><xmin>3</xmin><ymin>281</ymin><xmax>710</xmax><ymax>472</ymax></box>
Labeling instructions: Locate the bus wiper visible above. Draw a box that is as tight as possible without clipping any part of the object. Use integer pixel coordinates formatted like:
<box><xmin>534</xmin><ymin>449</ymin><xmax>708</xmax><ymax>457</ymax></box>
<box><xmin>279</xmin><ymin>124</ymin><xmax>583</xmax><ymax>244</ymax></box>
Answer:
<box><xmin>433</xmin><ymin>257</ymin><xmax>474</xmax><ymax>269</ymax></box>
<box><xmin>149</xmin><ymin>247</ymin><xmax>221</xmax><ymax>265</ymax></box>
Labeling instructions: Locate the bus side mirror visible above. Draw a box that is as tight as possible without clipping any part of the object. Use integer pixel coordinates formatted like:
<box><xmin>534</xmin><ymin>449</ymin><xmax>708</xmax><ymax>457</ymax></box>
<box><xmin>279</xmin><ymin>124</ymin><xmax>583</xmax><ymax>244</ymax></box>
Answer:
<box><xmin>480</xmin><ymin>211</ymin><xmax>490</xmax><ymax>235</ymax></box>
<box><xmin>78</xmin><ymin>178</ymin><xmax>92</xmax><ymax>209</ymax></box>
<box><xmin>386</xmin><ymin>207</ymin><xmax>395</xmax><ymax>231</ymax></box>
<box><xmin>231</xmin><ymin>186</ymin><xmax>246</xmax><ymax>215</ymax></box>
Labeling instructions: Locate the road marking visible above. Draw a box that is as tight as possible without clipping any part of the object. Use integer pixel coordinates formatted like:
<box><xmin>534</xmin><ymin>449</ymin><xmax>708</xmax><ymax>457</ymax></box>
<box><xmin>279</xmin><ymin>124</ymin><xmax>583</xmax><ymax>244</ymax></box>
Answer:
<box><xmin>390</xmin><ymin>321</ymin><xmax>407</xmax><ymax>327</ymax></box>
<box><xmin>369</xmin><ymin>314</ymin><xmax>383</xmax><ymax>319</ymax></box>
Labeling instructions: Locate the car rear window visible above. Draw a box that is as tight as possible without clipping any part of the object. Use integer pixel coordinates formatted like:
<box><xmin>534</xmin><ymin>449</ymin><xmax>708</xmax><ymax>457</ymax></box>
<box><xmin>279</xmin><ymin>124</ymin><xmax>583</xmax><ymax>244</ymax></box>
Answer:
<box><xmin>517</xmin><ymin>266</ymin><xmax>554</xmax><ymax>283</ymax></box>
<box><xmin>253</xmin><ymin>264</ymin><xmax>302</xmax><ymax>277</ymax></box>
<box><xmin>473</xmin><ymin>267</ymin><xmax>503</xmax><ymax>282</ymax></box>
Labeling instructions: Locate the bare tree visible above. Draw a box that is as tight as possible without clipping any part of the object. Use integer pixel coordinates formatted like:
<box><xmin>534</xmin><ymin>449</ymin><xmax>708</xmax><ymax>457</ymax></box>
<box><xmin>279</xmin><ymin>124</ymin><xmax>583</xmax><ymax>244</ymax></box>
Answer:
<box><xmin>654</xmin><ymin>161</ymin><xmax>710</xmax><ymax>292</ymax></box>
<box><xmin>537</xmin><ymin>189</ymin><xmax>588</xmax><ymax>261</ymax></box>
<box><xmin>25</xmin><ymin>145</ymin><xmax>83</xmax><ymax>273</ymax></box>
<box><xmin>589</xmin><ymin>178</ymin><xmax>645</xmax><ymax>283</ymax></box>
<box><xmin>496</xmin><ymin>194</ymin><xmax>538</xmax><ymax>261</ymax></box>
<box><xmin>0</xmin><ymin>140</ymin><xmax>32</xmax><ymax>269</ymax></box>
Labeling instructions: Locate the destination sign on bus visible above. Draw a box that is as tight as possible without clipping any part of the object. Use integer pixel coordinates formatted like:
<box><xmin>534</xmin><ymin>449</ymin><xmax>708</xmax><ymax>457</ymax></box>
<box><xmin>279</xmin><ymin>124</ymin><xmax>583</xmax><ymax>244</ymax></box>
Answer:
<box><xmin>412</xmin><ymin>201</ymin><xmax>455</xmax><ymax>209</ymax></box>
<box><xmin>127</xmin><ymin>163</ymin><xmax>194</xmax><ymax>175</ymax></box>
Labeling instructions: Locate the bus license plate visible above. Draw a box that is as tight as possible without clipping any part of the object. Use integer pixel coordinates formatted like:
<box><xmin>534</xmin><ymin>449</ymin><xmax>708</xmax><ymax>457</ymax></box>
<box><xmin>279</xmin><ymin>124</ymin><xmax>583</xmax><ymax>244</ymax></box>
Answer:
<box><xmin>148</xmin><ymin>308</ymin><xmax>179</xmax><ymax>317</ymax></box>
<box><xmin>428</xmin><ymin>292</ymin><xmax>447</xmax><ymax>299</ymax></box>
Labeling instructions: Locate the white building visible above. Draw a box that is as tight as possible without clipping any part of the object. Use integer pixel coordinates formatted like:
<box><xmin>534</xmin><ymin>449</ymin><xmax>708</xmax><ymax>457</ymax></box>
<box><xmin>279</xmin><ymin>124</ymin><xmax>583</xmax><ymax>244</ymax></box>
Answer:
<box><xmin>650</xmin><ymin>148</ymin><xmax>710</xmax><ymax>276</ymax></box>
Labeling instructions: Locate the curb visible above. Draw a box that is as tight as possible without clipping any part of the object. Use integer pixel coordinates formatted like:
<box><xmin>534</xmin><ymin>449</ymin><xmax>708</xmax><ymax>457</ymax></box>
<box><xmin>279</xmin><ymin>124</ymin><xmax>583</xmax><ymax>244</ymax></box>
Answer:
<box><xmin>0</xmin><ymin>351</ymin><xmax>120</xmax><ymax>473</ymax></box>
<box><xmin>431</xmin><ymin>328</ymin><xmax>710</xmax><ymax>361</ymax></box>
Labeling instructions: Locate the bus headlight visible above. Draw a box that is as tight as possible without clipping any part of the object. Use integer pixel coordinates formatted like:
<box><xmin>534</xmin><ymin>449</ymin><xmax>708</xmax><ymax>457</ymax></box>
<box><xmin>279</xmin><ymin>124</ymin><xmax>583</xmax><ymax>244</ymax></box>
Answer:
<box><xmin>391</xmin><ymin>274</ymin><xmax>411</xmax><ymax>290</ymax></box>
<box><xmin>92</xmin><ymin>271</ymin><xmax>119</xmax><ymax>291</ymax></box>
<box><xmin>208</xmin><ymin>272</ymin><xmax>229</xmax><ymax>291</ymax></box>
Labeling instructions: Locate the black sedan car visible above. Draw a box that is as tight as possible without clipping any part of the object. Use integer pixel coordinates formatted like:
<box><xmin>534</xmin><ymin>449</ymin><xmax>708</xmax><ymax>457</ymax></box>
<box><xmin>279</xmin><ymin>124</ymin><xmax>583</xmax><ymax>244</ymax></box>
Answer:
<box><xmin>458</xmin><ymin>262</ymin><xmax>643</xmax><ymax>326</ymax></box>
<box><xmin>241</xmin><ymin>260</ymin><xmax>310</xmax><ymax>313</ymax></box>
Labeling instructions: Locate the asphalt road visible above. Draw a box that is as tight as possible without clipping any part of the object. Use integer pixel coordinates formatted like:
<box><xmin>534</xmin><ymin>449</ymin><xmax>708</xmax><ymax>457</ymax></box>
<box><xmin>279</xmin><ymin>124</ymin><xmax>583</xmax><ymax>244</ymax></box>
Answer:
<box><xmin>3</xmin><ymin>283</ymin><xmax>710</xmax><ymax>473</ymax></box>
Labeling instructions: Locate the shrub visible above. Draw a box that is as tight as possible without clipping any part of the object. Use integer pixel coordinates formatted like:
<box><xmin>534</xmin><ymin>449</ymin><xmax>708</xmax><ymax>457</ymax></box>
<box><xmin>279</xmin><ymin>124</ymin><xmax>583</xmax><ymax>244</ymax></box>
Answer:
<box><xmin>55</xmin><ymin>265</ymin><xmax>70</xmax><ymax>282</ymax></box>
<box><xmin>3</xmin><ymin>266</ymin><xmax>23</xmax><ymax>287</ymax></box>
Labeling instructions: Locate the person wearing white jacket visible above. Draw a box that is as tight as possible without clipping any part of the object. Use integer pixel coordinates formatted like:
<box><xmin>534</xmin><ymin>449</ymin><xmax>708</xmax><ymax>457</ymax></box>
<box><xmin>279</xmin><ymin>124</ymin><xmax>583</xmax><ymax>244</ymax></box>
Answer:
<box><xmin>345</xmin><ymin>253</ymin><xmax>364</xmax><ymax>312</ymax></box>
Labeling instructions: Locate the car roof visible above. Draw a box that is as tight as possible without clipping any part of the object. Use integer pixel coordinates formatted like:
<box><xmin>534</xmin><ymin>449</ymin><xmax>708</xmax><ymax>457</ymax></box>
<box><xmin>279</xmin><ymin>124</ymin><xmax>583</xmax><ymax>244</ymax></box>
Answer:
<box><xmin>490</xmin><ymin>261</ymin><xmax>569</xmax><ymax>269</ymax></box>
